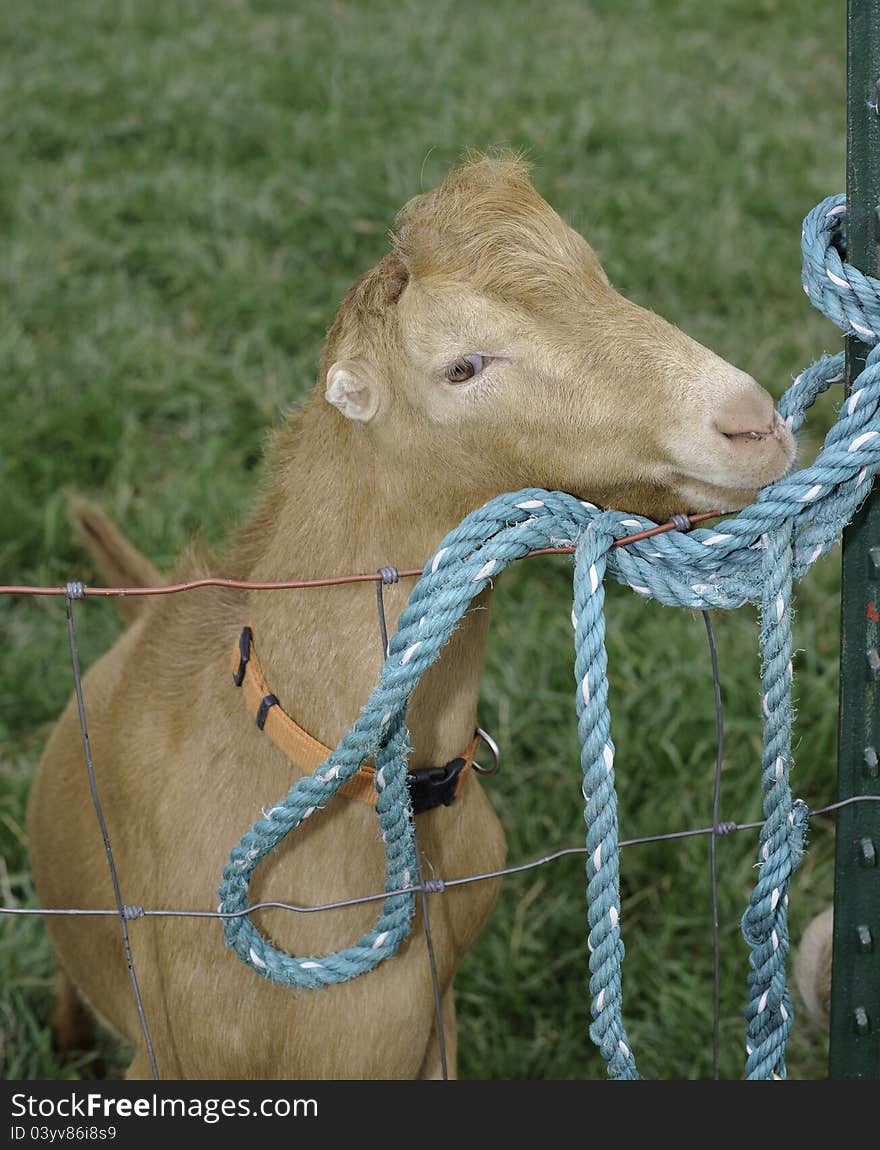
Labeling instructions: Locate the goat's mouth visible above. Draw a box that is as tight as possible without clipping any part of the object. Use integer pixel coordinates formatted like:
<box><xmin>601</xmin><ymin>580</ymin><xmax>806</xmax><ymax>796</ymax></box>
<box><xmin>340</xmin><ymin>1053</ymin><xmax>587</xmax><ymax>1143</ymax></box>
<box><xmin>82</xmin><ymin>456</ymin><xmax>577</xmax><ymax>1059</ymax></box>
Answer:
<box><xmin>559</xmin><ymin>412</ymin><xmax>796</xmax><ymax>523</ymax></box>
<box><xmin>666</xmin><ymin>474</ymin><xmax>768</xmax><ymax>516</ymax></box>
<box><xmin>667</xmin><ymin>449</ymin><xmax>796</xmax><ymax>516</ymax></box>
<box><xmin>665</xmin><ymin>411</ymin><xmax>796</xmax><ymax>512</ymax></box>
<box><xmin>562</xmin><ymin>476</ymin><xmax>749</xmax><ymax>524</ymax></box>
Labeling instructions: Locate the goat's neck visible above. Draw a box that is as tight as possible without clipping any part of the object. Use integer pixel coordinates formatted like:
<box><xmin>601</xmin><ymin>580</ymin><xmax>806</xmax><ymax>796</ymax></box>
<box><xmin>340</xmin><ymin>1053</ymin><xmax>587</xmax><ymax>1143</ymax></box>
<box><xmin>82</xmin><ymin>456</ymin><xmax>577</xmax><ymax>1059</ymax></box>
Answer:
<box><xmin>241</xmin><ymin>398</ymin><xmax>493</xmax><ymax>768</ymax></box>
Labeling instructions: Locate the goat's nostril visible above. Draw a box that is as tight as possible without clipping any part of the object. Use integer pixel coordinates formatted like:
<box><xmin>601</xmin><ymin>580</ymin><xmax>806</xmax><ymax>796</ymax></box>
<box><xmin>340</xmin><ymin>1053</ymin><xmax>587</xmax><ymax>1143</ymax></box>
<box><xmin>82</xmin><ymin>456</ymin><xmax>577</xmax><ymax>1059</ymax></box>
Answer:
<box><xmin>713</xmin><ymin>387</ymin><xmax>777</xmax><ymax>441</ymax></box>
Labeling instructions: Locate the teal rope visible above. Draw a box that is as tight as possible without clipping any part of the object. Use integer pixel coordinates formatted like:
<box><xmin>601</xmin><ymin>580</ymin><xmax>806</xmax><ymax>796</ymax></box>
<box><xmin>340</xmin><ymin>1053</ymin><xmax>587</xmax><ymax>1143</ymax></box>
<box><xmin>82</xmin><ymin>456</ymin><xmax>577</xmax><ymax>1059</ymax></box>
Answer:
<box><xmin>574</xmin><ymin>519</ymin><xmax>638</xmax><ymax>1079</ymax></box>
<box><xmin>741</xmin><ymin>522</ymin><xmax>808</xmax><ymax>1080</ymax></box>
<box><xmin>219</xmin><ymin>195</ymin><xmax>880</xmax><ymax>1078</ymax></box>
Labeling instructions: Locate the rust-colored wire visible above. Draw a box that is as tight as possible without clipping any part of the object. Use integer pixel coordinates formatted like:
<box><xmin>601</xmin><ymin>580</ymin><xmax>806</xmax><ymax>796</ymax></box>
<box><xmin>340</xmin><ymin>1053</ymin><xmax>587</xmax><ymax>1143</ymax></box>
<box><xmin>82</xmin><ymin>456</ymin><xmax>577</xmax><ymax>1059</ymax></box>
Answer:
<box><xmin>0</xmin><ymin>511</ymin><xmax>725</xmax><ymax>598</ymax></box>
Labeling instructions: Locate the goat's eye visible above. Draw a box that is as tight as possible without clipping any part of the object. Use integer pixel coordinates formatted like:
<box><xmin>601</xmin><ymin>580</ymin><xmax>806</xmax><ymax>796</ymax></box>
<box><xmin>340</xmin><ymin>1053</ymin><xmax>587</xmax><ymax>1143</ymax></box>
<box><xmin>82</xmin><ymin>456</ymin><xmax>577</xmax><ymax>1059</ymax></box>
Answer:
<box><xmin>444</xmin><ymin>354</ymin><xmax>486</xmax><ymax>384</ymax></box>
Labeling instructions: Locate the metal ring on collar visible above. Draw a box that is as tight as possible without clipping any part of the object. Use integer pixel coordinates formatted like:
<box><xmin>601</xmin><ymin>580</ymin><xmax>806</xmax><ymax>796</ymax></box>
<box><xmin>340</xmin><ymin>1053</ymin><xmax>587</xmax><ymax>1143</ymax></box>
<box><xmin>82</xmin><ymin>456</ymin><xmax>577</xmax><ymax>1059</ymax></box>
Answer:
<box><xmin>472</xmin><ymin>726</ymin><xmax>501</xmax><ymax>775</ymax></box>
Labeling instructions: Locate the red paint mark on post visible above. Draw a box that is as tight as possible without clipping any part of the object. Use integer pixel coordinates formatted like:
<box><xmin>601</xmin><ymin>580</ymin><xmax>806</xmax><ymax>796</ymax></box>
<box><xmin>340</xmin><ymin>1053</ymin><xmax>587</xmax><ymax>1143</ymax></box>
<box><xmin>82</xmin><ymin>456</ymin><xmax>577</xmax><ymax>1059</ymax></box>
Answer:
<box><xmin>868</xmin><ymin>600</ymin><xmax>880</xmax><ymax>623</ymax></box>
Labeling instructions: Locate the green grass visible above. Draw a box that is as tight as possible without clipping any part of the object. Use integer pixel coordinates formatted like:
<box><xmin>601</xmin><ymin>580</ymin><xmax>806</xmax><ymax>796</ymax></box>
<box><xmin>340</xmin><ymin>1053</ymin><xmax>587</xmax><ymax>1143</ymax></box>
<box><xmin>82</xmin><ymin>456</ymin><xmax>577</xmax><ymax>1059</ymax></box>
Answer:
<box><xmin>0</xmin><ymin>0</ymin><xmax>849</xmax><ymax>1079</ymax></box>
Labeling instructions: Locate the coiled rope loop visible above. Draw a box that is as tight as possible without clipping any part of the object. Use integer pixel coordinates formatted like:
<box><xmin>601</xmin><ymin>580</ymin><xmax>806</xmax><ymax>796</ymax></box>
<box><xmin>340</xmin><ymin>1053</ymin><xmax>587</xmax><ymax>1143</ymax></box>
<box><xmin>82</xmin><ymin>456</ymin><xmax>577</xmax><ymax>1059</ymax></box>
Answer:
<box><xmin>219</xmin><ymin>194</ymin><xmax>879</xmax><ymax>1078</ymax></box>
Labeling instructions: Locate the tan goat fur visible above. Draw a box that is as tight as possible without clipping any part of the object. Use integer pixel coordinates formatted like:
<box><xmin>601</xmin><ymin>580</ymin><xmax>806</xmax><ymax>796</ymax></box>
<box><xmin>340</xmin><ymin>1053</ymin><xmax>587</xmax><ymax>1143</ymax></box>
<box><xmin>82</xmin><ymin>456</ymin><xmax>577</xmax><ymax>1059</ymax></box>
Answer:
<box><xmin>794</xmin><ymin>905</ymin><xmax>833</xmax><ymax>1027</ymax></box>
<box><xmin>28</xmin><ymin>154</ymin><xmax>795</xmax><ymax>1079</ymax></box>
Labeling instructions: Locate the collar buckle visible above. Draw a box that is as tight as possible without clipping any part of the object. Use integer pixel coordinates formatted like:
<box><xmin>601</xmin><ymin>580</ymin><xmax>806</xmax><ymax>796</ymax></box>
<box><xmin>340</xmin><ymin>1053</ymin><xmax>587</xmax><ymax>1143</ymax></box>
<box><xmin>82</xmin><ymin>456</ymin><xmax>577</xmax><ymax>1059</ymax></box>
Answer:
<box><xmin>407</xmin><ymin>757</ymin><xmax>467</xmax><ymax>814</ymax></box>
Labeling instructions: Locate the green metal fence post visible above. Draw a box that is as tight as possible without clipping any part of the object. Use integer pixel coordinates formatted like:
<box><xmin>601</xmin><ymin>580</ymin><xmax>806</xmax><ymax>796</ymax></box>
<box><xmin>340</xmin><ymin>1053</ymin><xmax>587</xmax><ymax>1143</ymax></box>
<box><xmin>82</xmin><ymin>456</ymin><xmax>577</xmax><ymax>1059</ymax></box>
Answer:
<box><xmin>829</xmin><ymin>0</ymin><xmax>880</xmax><ymax>1081</ymax></box>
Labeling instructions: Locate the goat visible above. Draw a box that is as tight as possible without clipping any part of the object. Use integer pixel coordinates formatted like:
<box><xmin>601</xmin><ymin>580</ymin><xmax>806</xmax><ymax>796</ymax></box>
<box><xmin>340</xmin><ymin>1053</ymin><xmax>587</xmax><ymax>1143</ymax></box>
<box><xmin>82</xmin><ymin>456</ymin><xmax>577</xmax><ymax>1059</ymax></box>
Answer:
<box><xmin>28</xmin><ymin>154</ymin><xmax>795</xmax><ymax>1078</ymax></box>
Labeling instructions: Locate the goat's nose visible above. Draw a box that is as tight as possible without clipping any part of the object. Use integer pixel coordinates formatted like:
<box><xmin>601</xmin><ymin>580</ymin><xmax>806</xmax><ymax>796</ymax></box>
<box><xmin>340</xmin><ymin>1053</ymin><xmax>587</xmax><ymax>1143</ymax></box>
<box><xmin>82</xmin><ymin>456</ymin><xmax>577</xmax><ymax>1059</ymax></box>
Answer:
<box><xmin>713</xmin><ymin>387</ymin><xmax>777</xmax><ymax>439</ymax></box>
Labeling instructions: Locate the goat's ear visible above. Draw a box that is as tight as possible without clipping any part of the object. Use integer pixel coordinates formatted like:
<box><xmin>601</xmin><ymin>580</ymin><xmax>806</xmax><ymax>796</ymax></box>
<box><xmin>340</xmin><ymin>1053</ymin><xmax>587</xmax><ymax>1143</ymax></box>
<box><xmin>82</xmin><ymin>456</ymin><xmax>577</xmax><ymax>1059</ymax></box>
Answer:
<box><xmin>324</xmin><ymin>359</ymin><xmax>380</xmax><ymax>423</ymax></box>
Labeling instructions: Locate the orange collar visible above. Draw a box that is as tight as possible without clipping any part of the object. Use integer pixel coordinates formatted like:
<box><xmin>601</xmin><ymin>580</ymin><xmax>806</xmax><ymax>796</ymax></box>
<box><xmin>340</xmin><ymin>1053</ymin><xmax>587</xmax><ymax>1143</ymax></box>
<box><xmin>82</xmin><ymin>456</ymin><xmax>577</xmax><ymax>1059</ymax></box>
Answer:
<box><xmin>232</xmin><ymin>626</ymin><xmax>479</xmax><ymax>811</ymax></box>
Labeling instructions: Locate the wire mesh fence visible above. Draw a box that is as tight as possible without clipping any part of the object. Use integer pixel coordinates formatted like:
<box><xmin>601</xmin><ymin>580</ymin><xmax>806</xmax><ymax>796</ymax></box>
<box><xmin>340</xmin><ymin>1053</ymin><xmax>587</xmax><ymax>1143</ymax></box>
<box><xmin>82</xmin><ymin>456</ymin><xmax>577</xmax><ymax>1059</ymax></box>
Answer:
<box><xmin>3</xmin><ymin>532</ymin><xmax>875</xmax><ymax>1081</ymax></box>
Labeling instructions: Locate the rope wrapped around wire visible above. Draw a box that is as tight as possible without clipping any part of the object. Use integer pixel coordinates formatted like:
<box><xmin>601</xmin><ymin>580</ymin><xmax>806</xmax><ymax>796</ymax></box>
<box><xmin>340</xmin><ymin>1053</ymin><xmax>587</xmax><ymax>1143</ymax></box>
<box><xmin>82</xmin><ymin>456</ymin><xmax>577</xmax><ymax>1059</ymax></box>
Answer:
<box><xmin>218</xmin><ymin>193</ymin><xmax>879</xmax><ymax>1080</ymax></box>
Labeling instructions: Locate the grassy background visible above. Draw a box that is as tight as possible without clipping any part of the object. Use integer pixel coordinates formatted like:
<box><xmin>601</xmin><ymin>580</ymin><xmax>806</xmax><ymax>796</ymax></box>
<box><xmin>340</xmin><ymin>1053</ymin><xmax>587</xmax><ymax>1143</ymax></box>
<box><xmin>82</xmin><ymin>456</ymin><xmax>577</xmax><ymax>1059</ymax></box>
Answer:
<box><xmin>0</xmin><ymin>0</ymin><xmax>850</xmax><ymax>1079</ymax></box>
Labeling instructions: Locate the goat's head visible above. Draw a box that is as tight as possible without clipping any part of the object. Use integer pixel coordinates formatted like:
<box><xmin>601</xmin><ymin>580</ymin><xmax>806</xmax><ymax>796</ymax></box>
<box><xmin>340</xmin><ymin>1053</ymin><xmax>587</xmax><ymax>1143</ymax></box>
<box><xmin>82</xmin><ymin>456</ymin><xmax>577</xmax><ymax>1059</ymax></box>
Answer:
<box><xmin>321</xmin><ymin>155</ymin><xmax>795</xmax><ymax>521</ymax></box>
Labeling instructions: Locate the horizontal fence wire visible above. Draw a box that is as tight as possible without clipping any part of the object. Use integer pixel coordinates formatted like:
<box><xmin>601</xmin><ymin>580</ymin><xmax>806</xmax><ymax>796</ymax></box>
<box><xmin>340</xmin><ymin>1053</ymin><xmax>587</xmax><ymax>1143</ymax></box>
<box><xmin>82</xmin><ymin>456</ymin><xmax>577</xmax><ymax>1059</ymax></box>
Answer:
<box><xmin>0</xmin><ymin>510</ymin><xmax>725</xmax><ymax>598</ymax></box>
<box><xmin>2</xmin><ymin>796</ymin><xmax>875</xmax><ymax>922</ymax></box>
<box><xmin>0</xmin><ymin>510</ymin><xmax>860</xmax><ymax>1080</ymax></box>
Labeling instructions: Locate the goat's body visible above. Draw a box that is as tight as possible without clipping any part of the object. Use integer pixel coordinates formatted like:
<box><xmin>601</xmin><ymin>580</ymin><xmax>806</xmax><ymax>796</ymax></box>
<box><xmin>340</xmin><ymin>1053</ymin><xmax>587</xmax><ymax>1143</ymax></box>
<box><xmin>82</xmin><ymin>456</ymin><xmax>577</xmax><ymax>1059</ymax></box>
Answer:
<box><xmin>29</xmin><ymin>588</ymin><xmax>505</xmax><ymax>1078</ymax></box>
